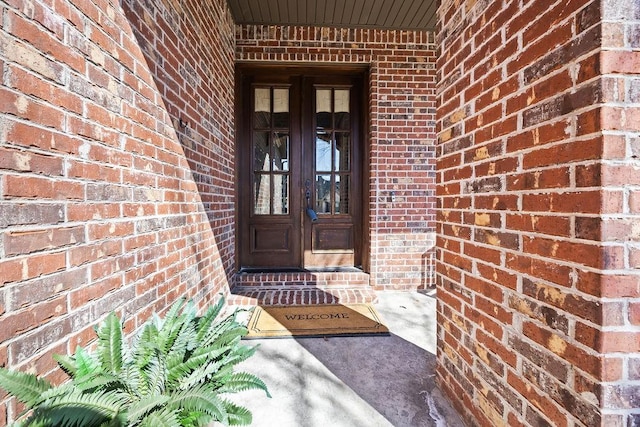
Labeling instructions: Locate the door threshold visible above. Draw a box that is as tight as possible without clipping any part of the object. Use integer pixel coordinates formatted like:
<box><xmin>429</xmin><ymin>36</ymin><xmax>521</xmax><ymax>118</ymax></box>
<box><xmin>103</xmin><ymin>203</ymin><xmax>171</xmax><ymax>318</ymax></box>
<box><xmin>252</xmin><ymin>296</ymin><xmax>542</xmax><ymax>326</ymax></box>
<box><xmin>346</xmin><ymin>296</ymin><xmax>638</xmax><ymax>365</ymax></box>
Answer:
<box><xmin>238</xmin><ymin>267</ymin><xmax>365</xmax><ymax>274</ymax></box>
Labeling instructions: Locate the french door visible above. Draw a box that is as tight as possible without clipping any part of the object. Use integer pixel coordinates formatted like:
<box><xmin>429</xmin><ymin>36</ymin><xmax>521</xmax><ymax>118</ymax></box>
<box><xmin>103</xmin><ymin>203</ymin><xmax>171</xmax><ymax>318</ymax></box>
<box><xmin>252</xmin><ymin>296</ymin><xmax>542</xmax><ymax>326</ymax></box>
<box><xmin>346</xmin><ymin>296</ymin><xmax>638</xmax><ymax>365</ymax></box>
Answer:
<box><xmin>237</xmin><ymin>67</ymin><xmax>364</xmax><ymax>270</ymax></box>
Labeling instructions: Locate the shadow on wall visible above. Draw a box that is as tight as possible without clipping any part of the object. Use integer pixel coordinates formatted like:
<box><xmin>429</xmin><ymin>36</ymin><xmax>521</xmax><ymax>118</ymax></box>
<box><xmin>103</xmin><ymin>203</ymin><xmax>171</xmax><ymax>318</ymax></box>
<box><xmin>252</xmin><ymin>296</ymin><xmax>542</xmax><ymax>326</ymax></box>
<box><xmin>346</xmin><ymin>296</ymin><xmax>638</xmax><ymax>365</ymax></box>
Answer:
<box><xmin>120</xmin><ymin>0</ymin><xmax>237</xmax><ymax>299</ymax></box>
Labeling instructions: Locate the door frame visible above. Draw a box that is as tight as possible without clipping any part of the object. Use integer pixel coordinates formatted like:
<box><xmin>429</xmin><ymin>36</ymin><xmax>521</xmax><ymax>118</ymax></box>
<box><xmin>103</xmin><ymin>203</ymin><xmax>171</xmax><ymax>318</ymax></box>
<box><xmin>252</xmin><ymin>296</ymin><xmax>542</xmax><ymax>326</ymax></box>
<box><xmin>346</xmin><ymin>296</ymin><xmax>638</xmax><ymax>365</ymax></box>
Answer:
<box><xmin>234</xmin><ymin>64</ymin><xmax>371</xmax><ymax>272</ymax></box>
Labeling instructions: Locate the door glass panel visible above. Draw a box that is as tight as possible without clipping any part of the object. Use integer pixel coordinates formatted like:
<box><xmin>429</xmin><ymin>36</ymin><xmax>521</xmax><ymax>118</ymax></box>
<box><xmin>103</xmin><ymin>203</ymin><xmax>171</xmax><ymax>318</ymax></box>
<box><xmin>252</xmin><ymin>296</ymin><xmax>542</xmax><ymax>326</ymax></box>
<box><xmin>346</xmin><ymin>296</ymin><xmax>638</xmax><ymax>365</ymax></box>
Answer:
<box><xmin>254</xmin><ymin>132</ymin><xmax>270</xmax><ymax>172</ymax></box>
<box><xmin>254</xmin><ymin>88</ymin><xmax>271</xmax><ymax>128</ymax></box>
<box><xmin>273</xmin><ymin>133</ymin><xmax>289</xmax><ymax>171</ymax></box>
<box><xmin>316</xmin><ymin>89</ymin><xmax>332</xmax><ymax>129</ymax></box>
<box><xmin>337</xmin><ymin>175</ymin><xmax>349</xmax><ymax>214</ymax></box>
<box><xmin>252</xmin><ymin>86</ymin><xmax>290</xmax><ymax>216</ymax></box>
<box><xmin>314</xmin><ymin>86</ymin><xmax>353</xmax><ymax>216</ymax></box>
<box><xmin>335</xmin><ymin>133</ymin><xmax>350</xmax><ymax>171</ymax></box>
<box><xmin>274</xmin><ymin>175</ymin><xmax>289</xmax><ymax>214</ymax></box>
<box><xmin>315</xmin><ymin>174</ymin><xmax>332</xmax><ymax>214</ymax></box>
<box><xmin>315</xmin><ymin>132</ymin><xmax>332</xmax><ymax>173</ymax></box>
<box><xmin>273</xmin><ymin>88</ymin><xmax>289</xmax><ymax>128</ymax></box>
<box><xmin>334</xmin><ymin>89</ymin><xmax>350</xmax><ymax>130</ymax></box>
<box><xmin>254</xmin><ymin>174</ymin><xmax>270</xmax><ymax>214</ymax></box>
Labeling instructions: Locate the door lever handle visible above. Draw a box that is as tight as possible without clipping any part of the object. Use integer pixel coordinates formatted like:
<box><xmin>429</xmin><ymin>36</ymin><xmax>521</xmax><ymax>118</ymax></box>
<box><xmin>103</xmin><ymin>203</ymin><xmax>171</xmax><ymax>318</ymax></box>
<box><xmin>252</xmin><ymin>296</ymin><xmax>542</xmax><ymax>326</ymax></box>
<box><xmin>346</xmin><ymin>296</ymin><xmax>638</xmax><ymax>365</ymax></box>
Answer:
<box><xmin>306</xmin><ymin>207</ymin><xmax>318</xmax><ymax>222</ymax></box>
<box><xmin>304</xmin><ymin>179</ymin><xmax>318</xmax><ymax>221</ymax></box>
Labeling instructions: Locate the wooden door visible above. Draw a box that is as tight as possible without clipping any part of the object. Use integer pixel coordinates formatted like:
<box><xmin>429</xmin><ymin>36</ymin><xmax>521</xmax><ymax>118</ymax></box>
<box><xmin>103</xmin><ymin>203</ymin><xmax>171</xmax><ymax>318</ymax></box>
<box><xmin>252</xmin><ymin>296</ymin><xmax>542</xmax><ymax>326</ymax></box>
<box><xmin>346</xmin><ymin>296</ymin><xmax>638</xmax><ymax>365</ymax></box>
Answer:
<box><xmin>237</xmin><ymin>68</ymin><xmax>363</xmax><ymax>270</ymax></box>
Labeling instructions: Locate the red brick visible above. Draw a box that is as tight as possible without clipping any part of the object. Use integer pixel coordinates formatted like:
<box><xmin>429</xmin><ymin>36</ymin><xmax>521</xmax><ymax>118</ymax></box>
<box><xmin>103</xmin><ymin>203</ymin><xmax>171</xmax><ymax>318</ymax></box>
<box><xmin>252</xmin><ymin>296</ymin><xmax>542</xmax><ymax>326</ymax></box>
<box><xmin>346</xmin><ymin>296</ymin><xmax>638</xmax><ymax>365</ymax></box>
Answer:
<box><xmin>0</xmin><ymin>258</ymin><xmax>23</xmax><ymax>285</ymax></box>
<box><xmin>4</xmin><ymin>226</ymin><xmax>85</xmax><ymax>256</ymax></box>
<box><xmin>3</xmin><ymin>174</ymin><xmax>84</xmax><ymax>200</ymax></box>
<box><xmin>506</xmin><ymin>213</ymin><xmax>571</xmax><ymax>237</ymax></box>
<box><xmin>7</xmin><ymin>9</ymin><xmax>84</xmax><ymax>71</ymax></box>
<box><xmin>508</xmin><ymin>372</ymin><xmax>569</xmax><ymax>427</ymax></box>
<box><xmin>629</xmin><ymin>303</ymin><xmax>640</xmax><ymax>325</ymax></box>
<box><xmin>69</xmin><ymin>276</ymin><xmax>121</xmax><ymax>309</ymax></box>
<box><xmin>0</xmin><ymin>86</ymin><xmax>65</xmax><ymax>129</ymax></box>
<box><xmin>601</xmin><ymin>50</ymin><xmax>640</xmax><ymax>74</ymax></box>
<box><xmin>507</xmin><ymin>167</ymin><xmax>571</xmax><ymax>191</ymax></box>
<box><xmin>2</xmin><ymin>119</ymin><xmax>83</xmax><ymax>154</ymax></box>
<box><xmin>0</xmin><ymin>296</ymin><xmax>67</xmax><ymax>342</ymax></box>
<box><xmin>0</xmin><ymin>147</ymin><xmax>64</xmax><ymax>176</ymax></box>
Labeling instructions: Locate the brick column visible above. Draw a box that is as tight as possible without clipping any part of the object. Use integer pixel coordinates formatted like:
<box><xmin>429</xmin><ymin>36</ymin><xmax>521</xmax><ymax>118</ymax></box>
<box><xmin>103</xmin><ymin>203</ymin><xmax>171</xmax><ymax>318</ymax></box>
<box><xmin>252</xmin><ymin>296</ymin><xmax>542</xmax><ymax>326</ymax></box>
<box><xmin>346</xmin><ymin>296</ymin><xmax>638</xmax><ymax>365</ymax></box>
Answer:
<box><xmin>600</xmin><ymin>1</ymin><xmax>640</xmax><ymax>424</ymax></box>
<box><xmin>436</xmin><ymin>0</ymin><xmax>639</xmax><ymax>425</ymax></box>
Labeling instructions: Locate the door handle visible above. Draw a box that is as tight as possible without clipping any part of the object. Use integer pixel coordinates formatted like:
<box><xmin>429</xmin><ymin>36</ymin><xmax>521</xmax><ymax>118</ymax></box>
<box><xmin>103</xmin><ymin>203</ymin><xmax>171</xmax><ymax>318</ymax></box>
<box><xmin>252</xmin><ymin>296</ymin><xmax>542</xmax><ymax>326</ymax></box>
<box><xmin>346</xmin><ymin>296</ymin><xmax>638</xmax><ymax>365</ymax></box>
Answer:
<box><xmin>304</xmin><ymin>179</ymin><xmax>318</xmax><ymax>222</ymax></box>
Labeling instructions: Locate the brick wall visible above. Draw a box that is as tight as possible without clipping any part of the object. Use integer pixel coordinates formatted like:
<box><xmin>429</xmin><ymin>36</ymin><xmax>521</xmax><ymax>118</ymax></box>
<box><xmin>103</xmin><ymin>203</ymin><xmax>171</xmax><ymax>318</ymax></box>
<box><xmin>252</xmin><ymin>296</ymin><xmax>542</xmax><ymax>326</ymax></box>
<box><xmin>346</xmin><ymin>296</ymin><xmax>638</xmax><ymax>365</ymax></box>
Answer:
<box><xmin>0</xmin><ymin>0</ymin><xmax>235</xmax><ymax>423</ymax></box>
<box><xmin>600</xmin><ymin>1</ymin><xmax>640</xmax><ymax>424</ymax></box>
<box><xmin>236</xmin><ymin>26</ymin><xmax>438</xmax><ymax>290</ymax></box>
<box><xmin>436</xmin><ymin>0</ymin><xmax>639</xmax><ymax>425</ymax></box>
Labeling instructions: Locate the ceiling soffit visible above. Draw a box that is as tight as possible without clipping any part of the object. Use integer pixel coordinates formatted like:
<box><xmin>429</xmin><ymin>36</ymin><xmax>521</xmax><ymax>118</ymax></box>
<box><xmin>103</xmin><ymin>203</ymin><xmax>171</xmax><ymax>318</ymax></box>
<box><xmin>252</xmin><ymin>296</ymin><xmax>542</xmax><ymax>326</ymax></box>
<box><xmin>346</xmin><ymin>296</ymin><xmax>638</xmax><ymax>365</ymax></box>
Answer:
<box><xmin>227</xmin><ymin>0</ymin><xmax>438</xmax><ymax>31</ymax></box>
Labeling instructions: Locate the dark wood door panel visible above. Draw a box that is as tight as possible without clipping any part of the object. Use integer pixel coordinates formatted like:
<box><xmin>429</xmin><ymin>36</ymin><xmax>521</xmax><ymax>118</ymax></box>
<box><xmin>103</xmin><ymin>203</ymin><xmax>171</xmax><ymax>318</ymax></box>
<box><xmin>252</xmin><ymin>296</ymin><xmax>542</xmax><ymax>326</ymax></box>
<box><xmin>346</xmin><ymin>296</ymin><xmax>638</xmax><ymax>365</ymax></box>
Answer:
<box><xmin>251</xmin><ymin>225</ymin><xmax>294</xmax><ymax>252</ymax></box>
<box><xmin>313</xmin><ymin>225</ymin><xmax>353</xmax><ymax>252</ymax></box>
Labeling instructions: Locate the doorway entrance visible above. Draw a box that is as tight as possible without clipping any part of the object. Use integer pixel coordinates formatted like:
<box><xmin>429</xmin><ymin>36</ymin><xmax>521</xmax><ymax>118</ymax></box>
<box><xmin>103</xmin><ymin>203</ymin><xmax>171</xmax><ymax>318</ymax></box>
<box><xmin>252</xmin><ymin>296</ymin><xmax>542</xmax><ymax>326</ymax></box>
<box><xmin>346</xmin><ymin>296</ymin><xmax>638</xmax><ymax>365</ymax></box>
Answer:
<box><xmin>236</xmin><ymin>66</ymin><xmax>366</xmax><ymax>270</ymax></box>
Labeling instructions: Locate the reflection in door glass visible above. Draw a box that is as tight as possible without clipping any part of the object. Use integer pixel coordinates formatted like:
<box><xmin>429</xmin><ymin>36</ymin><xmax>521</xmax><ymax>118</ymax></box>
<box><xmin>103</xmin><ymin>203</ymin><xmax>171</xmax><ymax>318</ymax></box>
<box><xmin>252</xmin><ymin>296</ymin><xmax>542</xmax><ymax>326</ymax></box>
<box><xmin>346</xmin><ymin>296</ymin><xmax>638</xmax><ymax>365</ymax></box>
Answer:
<box><xmin>254</xmin><ymin>174</ymin><xmax>270</xmax><ymax>215</ymax></box>
<box><xmin>314</xmin><ymin>86</ymin><xmax>353</xmax><ymax>216</ymax></box>
<box><xmin>253</xmin><ymin>86</ymin><xmax>290</xmax><ymax>216</ymax></box>
<box><xmin>334</xmin><ymin>89</ymin><xmax>350</xmax><ymax>129</ymax></box>
<box><xmin>273</xmin><ymin>133</ymin><xmax>289</xmax><ymax>171</ymax></box>
<box><xmin>315</xmin><ymin>175</ymin><xmax>331</xmax><ymax>214</ymax></box>
<box><xmin>335</xmin><ymin>133</ymin><xmax>350</xmax><ymax>171</ymax></box>
<box><xmin>337</xmin><ymin>175</ymin><xmax>349</xmax><ymax>214</ymax></box>
<box><xmin>254</xmin><ymin>88</ymin><xmax>271</xmax><ymax>128</ymax></box>
<box><xmin>273</xmin><ymin>88</ymin><xmax>289</xmax><ymax>128</ymax></box>
<box><xmin>316</xmin><ymin>89</ymin><xmax>332</xmax><ymax>129</ymax></box>
<box><xmin>315</xmin><ymin>132</ymin><xmax>331</xmax><ymax>173</ymax></box>
<box><xmin>274</xmin><ymin>175</ymin><xmax>289</xmax><ymax>214</ymax></box>
<box><xmin>254</xmin><ymin>132</ymin><xmax>270</xmax><ymax>172</ymax></box>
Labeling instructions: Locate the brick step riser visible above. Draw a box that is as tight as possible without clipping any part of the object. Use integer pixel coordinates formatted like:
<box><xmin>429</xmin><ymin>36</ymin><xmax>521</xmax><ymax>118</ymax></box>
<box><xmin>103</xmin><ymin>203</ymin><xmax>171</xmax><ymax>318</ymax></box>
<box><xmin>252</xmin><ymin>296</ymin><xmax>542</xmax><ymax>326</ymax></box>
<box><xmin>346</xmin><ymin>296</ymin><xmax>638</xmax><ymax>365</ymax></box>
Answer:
<box><xmin>234</xmin><ymin>272</ymin><xmax>370</xmax><ymax>287</ymax></box>
<box><xmin>228</xmin><ymin>287</ymin><xmax>377</xmax><ymax>307</ymax></box>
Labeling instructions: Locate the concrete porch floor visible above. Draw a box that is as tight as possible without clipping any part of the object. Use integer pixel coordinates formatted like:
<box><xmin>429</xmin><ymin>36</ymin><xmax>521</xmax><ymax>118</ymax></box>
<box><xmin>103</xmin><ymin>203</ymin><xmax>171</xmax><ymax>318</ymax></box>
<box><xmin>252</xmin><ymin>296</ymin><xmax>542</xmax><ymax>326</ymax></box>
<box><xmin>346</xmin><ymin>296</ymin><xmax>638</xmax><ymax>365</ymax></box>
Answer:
<box><xmin>232</xmin><ymin>291</ymin><xmax>466</xmax><ymax>427</ymax></box>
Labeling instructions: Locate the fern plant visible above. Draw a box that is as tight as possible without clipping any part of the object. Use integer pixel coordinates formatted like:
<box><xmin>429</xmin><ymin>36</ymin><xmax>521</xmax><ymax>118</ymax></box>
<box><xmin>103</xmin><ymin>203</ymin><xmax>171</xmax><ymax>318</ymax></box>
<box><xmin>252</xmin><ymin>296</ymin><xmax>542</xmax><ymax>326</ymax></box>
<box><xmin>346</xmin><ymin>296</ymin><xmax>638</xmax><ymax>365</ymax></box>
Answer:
<box><xmin>0</xmin><ymin>298</ymin><xmax>270</xmax><ymax>427</ymax></box>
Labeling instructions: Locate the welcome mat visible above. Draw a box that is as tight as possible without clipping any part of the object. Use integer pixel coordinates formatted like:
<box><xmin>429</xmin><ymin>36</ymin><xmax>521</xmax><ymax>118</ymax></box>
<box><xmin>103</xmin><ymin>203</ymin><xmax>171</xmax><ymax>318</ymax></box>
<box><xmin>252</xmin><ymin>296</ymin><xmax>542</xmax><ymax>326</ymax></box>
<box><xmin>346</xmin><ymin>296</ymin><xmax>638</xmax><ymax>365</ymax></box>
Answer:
<box><xmin>244</xmin><ymin>304</ymin><xmax>389</xmax><ymax>339</ymax></box>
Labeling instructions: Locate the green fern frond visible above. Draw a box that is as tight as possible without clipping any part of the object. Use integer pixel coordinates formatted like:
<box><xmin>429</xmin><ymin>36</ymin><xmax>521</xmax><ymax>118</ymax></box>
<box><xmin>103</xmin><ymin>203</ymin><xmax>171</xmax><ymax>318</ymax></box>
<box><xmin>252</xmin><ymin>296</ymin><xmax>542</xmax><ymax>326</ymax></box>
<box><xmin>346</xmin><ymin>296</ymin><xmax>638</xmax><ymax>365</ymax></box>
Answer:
<box><xmin>167</xmin><ymin>344</ymin><xmax>227</xmax><ymax>387</ymax></box>
<box><xmin>217</xmin><ymin>372</ymin><xmax>271</xmax><ymax>398</ymax></box>
<box><xmin>198</xmin><ymin>317</ymin><xmax>234</xmax><ymax>347</ymax></box>
<box><xmin>74</xmin><ymin>372</ymin><xmax>122</xmax><ymax>393</ymax></box>
<box><xmin>29</xmin><ymin>406</ymin><xmax>119</xmax><ymax>427</ymax></box>
<box><xmin>119</xmin><ymin>364</ymin><xmax>142</xmax><ymax>397</ymax></box>
<box><xmin>165</xmin><ymin>322</ymin><xmax>196</xmax><ymax>361</ymax></box>
<box><xmin>126</xmin><ymin>394</ymin><xmax>171</xmax><ymax>424</ymax></box>
<box><xmin>155</xmin><ymin>299</ymin><xmax>190</xmax><ymax>355</ymax></box>
<box><xmin>191</xmin><ymin>343</ymin><xmax>230</xmax><ymax>361</ymax></box>
<box><xmin>134</xmin><ymin>322</ymin><xmax>160</xmax><ymax>357</ymax></box>
<box><xmin>168</xmin><ymin>385</ymin><xmax>227</xmax><ymax>425</ymax></box>
<box><xmin>194</xmin><ymin>298</ymin><xmax>225</xmax><ymax>343</ymax></box>
<box><xmin>205</xmin><ymin>326</ymin><xmax>247</xmax><ymax>350</ymax></box>
<box><xmin>29</xmin><ymin>389</ymin><xmax>127</xmax><ymax>427</ymax></box>
<box><xmin>139</xmin><ymin>352</ymin><xmax>166</xmax><ymax>396</ymax></box>
<box><xmin>178</xmin><ymin>360</ymin><xmax>222</xmax><ymax>390</ymax></box>
<box><xmin>138</xmin><ymin>407</ymin><xmax>181</xmax><ymax>427</ymax></box>
<box><xmin>210</xmin><ymin>364</ymin><xmax>233</xmax><ymax>383</ymax></box>
<box><xmin>223</xmin><ymin>400</ymin><xmax>253</xmax><ymax>426</ymax></box>
<box><xmin>53</xmin><ymin>354</ymin><xmax>77</xmax><ymax>378</ymax></box>
<box><xmin>70</xmin><ymin>346</ymin><xmax>102</xmax><ymax>382</ymax></box>
<box><xmin>96</xmin><ymin>312</ymin><xmax>124</xmax><ymax>375</ymax></box>
<box><xmin>177</xmin><ymin>410</ymin><xmax>213</xmax><ymax>427</ymax></box>
<box><xmin>224</xmin><ymin>343</ymin><xmax>257</xmax><ymax>364</ymax></box>
<box><xmin>0</xmin><ymin>366</ymin><xmax>52</xmax><ymax>408</ymax></box>
<box><xmin>215</xmin><ymin>344</ymin><xmax>255</xmax><ymax>372</ymax></box>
